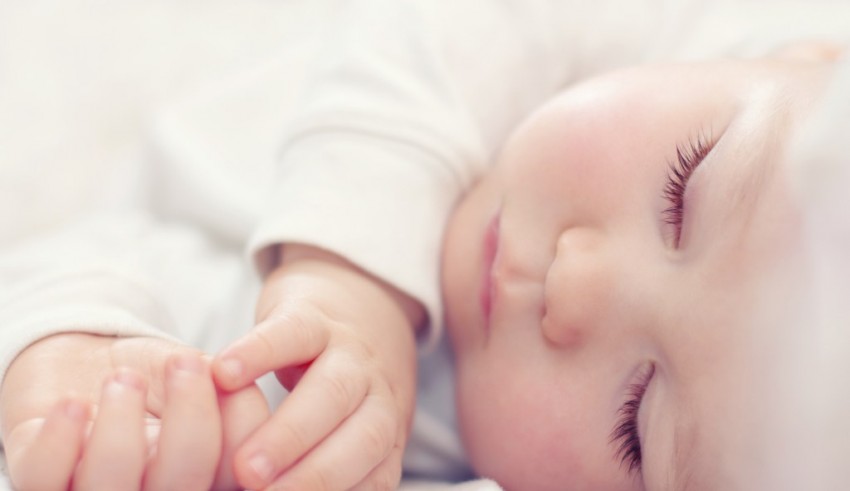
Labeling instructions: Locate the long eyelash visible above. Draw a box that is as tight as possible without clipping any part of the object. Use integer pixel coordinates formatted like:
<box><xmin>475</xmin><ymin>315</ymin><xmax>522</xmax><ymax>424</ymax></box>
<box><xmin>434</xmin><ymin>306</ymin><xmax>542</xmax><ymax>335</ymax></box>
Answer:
<box><xmin>662</xmin><ymin>133</ymin><xmax>715</xmax><ymax>247</ymax></box>
<box><xmin>610</xmin><ymin>364</ymin><xmax>656</xmax><ymax>474</ymax></box>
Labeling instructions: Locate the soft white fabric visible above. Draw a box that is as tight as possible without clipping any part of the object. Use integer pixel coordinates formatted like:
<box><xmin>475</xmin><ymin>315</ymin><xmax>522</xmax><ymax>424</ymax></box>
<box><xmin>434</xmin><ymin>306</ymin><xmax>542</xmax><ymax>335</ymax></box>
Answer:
<box><xmin>2</xmin><ymin>1</ymin><xmax>850</xmax><ymax>490</ymax></box>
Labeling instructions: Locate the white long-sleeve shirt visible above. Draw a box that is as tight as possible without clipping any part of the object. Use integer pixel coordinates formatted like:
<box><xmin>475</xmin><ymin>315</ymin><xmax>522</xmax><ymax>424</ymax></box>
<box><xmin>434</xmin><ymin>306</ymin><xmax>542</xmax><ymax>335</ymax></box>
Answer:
<box><xmin>1</xmin><ymin>1</ymin><xmax>849</xmax><ymax>488</ymax></box>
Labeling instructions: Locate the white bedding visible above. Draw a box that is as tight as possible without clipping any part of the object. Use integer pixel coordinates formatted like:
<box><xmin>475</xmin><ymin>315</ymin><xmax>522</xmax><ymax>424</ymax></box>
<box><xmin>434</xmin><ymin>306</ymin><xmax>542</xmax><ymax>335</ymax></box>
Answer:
<box><xmin>0</xmin><ymin>454</ymin><xmax>7</xmax><ymax>491</ymax></box>
<box><xmin>0</xmin><ymin>453</ymin><xmax>504</xmax><ymax>491</ymax></box>
<box><xmin>0</xmin><ymin>453</ymin><xmax>508</xmax><ymax>491</ymax></box>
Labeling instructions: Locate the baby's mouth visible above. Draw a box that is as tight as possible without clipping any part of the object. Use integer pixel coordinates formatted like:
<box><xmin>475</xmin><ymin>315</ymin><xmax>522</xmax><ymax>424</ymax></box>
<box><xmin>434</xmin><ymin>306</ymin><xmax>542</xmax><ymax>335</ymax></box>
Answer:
<box><xmin>480</xmin><ymin>211</ymin><xmax>501</xmax><ymax>331</ymax></box>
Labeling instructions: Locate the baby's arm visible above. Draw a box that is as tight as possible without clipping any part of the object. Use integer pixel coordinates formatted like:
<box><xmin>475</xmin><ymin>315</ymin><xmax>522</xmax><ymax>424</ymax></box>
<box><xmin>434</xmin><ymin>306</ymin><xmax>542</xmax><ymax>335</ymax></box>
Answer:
<box><xmin>214</xmin><ymin>244</ymin><xmax>423</xmax><ymax>490</ymax></box>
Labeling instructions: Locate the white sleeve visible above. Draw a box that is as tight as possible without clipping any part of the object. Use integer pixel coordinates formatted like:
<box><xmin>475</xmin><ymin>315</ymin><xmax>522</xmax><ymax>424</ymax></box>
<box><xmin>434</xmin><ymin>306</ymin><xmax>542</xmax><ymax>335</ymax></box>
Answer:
<box><xmin>248</xmin><ymin>0</ymin><xmax>685</xmax><ymax>348</ymax></box>
<box><xmin>0</xmin><ymin>211</ymin><xmax>246</xmax><ymax>384</ymax></box>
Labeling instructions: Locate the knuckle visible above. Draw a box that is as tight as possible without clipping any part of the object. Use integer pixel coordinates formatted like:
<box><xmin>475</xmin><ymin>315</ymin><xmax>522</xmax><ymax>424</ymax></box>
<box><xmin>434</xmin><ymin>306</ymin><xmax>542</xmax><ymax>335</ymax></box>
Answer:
<box><xmin>371</xmin><ymin>451</ymin><xmax>403</xmax><ymax>491</ymax></box>
<box><xmin>373</xmin><ymin>474</ymin><xmax>398</xmax><ymax>491</ymax></box>
<box><xmin>319</xmin><ymin>371</ymin><xmax>357</xmax><ymax>410</ymax></box>
<box><xmin>362</xmin><ymin>419</ymin><xmax>394</xmax><ymax>461</ymax></box>
<box><xmin>276</xmin><ymin>421</ymin><xmax>312</xmax><ymax>457</ymax></box>
<box><xmin>252</xmin><ymin>307</ymin><xmax>328</xmax><ymax>356</ymax></box>
<box><xmin>282</xmin><ymin>309</ymin><xmax>323</xmax><ymax>346</ymax></box>
<box><xmin>248</xmin><ymin>428</ymin><xmax>308</xmax><ymax>470</ymax></box>
<box><xmin>289</xmin><ymin>466</ymin><xmax>332</xmax><ymax>491</ymax></box>
<box><xmin>336</xmin><ymin>336</ymin><xmax>372</xmax><ymax>360</ymax></box>
<box><xmin>247</xmin><ymin>328</ymin><xmax>278</xmax><ymax>362</ymax></box>
<box><xmin>266</xmin><ymin>308</ymin><xmax>329</xmax><ymax>353</ymax></box>
<box><xmin>352</xmin><ymin>471</ymin><xmax>397</xmax><ymax>491</ymax></box>
<box><xmin>313</xmin><ymin>469</ymin><xmax>333</xmax><ymax>491</ymax></box>
<box><xmin>317</xmin><ymin>358</ymin><xmax>365</xmax><ymax>408</ymax></box>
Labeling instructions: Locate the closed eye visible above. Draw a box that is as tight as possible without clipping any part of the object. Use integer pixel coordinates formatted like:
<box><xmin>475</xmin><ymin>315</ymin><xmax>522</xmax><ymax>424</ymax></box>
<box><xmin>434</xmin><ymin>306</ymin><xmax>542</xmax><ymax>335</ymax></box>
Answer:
<box><xmin>610</xmin><ymin>363</ymin><xmax>655</xmax><ymax>475</ymax></box>
<box><xmin>662</xmin><ymin>133</ymin><xmax>716</xmax><ymax>248</ymax></box>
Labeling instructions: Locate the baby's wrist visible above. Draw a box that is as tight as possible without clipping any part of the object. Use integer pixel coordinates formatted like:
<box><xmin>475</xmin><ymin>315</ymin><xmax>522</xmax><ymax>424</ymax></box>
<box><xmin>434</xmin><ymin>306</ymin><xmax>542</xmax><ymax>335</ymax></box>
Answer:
<box><xmin>19</xmin><ymin>332</ymin><xmax>115</xmax><ymax>357</ymax></box>
<box><xmin>272</xmin><ymin>243</ymin><xmax>426</xmax><ymax>332</ymax></box>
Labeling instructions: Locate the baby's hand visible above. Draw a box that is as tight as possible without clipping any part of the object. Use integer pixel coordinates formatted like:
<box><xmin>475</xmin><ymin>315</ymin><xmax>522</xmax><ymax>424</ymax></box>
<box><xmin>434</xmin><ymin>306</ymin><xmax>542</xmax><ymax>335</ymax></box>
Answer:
<box><xmin>0</xmin><ymin>333</ymin><xmax>270</xmax><ymax>491</ymax></box>
<box><xmin>213</xmin><ymin>245</ymin><xmax>422</xmax><ymax>490</ymax></box>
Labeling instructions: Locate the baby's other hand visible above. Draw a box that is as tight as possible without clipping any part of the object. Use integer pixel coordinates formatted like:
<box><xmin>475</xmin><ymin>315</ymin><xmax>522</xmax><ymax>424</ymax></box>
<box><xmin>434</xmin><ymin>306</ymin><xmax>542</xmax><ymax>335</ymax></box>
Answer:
<box><xmin>213</xmin><ymin>245</ymin><xmax>423</xmax><ymax>490</ymax></box>
<box><xmin>0</xmin><ymin>333</ymin><xmax>270</xmax><ymax>491</ymax></box>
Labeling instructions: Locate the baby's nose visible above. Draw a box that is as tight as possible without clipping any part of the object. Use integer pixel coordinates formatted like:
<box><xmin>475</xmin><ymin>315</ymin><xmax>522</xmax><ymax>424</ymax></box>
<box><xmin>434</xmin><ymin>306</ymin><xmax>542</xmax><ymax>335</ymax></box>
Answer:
<box><xmin>541</xmin><ymin>226</ymin><xmax>621</xmax><ymax>348</ymax></box>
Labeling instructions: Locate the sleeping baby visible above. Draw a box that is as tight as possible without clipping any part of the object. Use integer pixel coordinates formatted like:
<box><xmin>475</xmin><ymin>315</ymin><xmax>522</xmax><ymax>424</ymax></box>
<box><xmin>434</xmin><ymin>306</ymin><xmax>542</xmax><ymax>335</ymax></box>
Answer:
<box><xmin>0</xmin><ymin>20</ymin><xmax>847</xmax><ymax>491</ymax></box>
<box><xmin>441</xmin><ymin>43</ymin><xmax>845</xmax><ymax>490</ymax></box>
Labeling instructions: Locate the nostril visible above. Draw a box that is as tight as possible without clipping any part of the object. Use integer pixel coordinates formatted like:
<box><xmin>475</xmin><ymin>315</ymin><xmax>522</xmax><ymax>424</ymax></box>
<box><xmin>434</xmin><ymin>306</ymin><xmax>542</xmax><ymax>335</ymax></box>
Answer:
<box><xmin>541</xmin><ymin>305</ymin><xmax>585</xmax><ymax>348</ymax></box>
<box><xmin>541</xmin><ymin>227</ymin><xmax>608</xmax><ymax>348</ymax></box>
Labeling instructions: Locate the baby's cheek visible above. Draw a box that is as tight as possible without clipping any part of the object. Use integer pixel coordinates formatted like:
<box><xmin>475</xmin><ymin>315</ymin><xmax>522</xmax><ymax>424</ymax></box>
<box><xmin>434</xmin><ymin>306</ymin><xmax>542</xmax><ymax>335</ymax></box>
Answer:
<box><xmin>455</xmin><ymin>356</ymin><xmax>581</xmax><ymax>491</ymax></box>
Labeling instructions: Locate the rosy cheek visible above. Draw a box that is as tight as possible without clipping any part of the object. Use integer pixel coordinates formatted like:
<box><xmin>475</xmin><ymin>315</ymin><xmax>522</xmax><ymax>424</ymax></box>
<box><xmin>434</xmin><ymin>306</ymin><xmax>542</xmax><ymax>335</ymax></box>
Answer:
<box><xmin>457</xmin><ymin>358</ymin><xmax>583</xmax><ymax>491</ymax></box>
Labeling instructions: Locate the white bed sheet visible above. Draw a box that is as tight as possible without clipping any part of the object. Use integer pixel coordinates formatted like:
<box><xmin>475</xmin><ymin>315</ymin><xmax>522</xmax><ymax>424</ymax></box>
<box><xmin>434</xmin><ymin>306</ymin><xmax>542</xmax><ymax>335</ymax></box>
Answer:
<box><xmin>0</xmin><ymin>451</ymin><xmax>503</xmax><ymax>491</ymax></box>
<box><xmin>0</xmin><ymin>452</ymin><xmax>8</xmax><ymax>491</ymax></box>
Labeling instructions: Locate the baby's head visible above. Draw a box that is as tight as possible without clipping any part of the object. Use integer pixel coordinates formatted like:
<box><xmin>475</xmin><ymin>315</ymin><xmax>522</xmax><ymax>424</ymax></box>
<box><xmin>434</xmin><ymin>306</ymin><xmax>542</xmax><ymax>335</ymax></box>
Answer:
<box><xmin>441</xmin><ymin>45</ymin><xmax>842</xmax><ymax>490</ymax></box>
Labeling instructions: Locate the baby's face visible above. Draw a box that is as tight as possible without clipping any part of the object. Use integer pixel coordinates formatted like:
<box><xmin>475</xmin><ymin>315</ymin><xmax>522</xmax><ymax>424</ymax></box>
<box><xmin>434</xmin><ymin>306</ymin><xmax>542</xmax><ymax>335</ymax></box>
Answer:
<box><xmin>441</xmin><ymin>54</ymin><xmax>835</xmax><ymax>490</ymax></box>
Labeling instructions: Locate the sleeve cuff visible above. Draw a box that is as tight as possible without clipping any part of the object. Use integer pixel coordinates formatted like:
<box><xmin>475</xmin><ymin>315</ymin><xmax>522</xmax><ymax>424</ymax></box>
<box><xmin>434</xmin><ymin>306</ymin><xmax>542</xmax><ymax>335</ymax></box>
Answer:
<box><xmin>248</xmin><ymin>132</ymin><xmax>467</xmax><ymax>351</ymax></box>
<box><xmin>0</xmin><ymin>270</ymin><xmax>180</xmax><ymax>384</ymax></box>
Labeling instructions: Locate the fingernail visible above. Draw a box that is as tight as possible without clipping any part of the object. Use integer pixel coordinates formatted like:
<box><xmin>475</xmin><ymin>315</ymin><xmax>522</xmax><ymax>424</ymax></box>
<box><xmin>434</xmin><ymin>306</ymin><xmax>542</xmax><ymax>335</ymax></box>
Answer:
<box><xmin>219</xmin><ymin>357</ymin><xmax>243</xmax><ymax>380</ymax></box>
<box><xmin>248</xmin><ymin>452</ymin><xmax>275</xmax><ymax>482</ymax></box>
<box><xmin>61</xmin><ymin>399</ymin><xmax>89</xmax><ymax>421</ymax></box>
<box><xmin>172</xmin><ymin>353</ymin><xmax>205</xmax><ymax>374</ymax></box>
<box><xmin>104</xmin><ymin>370</ymin><xmax>145</xmax><ymax>398</ymax></box>
<box><xmin>112</xmin><ymin>369</ymin><xmax>146</xmax><ymax>391</ymax></box>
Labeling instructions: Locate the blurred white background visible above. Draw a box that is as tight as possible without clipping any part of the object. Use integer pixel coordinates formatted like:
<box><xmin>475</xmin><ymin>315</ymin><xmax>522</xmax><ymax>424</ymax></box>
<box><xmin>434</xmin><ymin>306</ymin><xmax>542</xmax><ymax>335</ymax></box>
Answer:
<box><xmin>0</xmin><ymin>0</ymin><xmax>325</xmax><ymax>248</ymax></box>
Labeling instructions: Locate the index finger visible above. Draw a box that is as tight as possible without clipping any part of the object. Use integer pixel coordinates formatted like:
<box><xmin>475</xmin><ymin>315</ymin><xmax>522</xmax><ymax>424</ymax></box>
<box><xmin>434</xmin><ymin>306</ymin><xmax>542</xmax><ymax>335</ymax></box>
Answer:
<box><xmin>231</xmin><ymin>349</ymin><xmax>370</xmax><ymax>489</ymax></box>
<box><xmin>212</xmin><ymin>308</ymin><xmax>331</xmax><ymax>391</ymax></box>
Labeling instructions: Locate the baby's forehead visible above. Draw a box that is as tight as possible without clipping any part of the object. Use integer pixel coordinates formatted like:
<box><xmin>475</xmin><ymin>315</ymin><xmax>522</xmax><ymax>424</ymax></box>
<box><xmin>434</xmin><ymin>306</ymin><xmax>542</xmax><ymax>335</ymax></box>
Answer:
<box><xmin>500</xmin><ymin>62</ymin><xmax>731</xmax><ymax>146</ymax></box>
